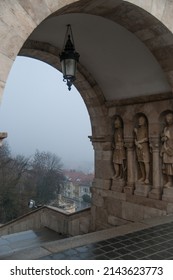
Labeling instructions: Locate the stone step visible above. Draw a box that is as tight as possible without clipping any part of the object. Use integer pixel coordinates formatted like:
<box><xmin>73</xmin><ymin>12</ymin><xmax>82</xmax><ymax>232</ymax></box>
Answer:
<box><xmin>0</xmin><ymin>227</ymin><xmax>65</xmax><ymax>259</ymax></box>
<box><xmin>1</xmin><ymin>214</ymin><xmax>173</xmax><ymax>260</ymax></box>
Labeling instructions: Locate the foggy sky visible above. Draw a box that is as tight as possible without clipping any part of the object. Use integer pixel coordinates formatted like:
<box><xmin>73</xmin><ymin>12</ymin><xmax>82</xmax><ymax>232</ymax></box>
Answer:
<box><xmin>0</xmin><ymin>57</ymin><xmax>94</xmax><ymax>172</ymax></box>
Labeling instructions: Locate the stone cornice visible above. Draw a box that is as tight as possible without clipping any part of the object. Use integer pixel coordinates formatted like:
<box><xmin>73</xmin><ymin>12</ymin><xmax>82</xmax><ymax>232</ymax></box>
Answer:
<box><xmin>105</xmin><ymin>92</ymin><xmax>173</xmax><ymax>107</ymax></box>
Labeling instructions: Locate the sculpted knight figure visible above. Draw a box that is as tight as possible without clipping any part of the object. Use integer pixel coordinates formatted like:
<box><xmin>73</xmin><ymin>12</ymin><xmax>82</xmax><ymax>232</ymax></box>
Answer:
<box><xmin>134</xmin><ymin>115</ymin><xmax>150</xmax><ymax>185</ymax></box>
<box><xmin>112</xmin><ymin>117</ymin><xmax>126</xmax><ymax>179</ymax></box>
<box><xmin>160</xmin><ymin>112</ymin><xmax>173</xmax><ymax>188</ymax></box>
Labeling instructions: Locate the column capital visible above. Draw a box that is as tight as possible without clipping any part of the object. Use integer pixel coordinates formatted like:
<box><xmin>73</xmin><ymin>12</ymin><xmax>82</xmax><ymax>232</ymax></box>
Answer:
<box><xmin>88</xmin><ymin>135</ymin><xmax>112</xmax><ymax>143</ymax></box>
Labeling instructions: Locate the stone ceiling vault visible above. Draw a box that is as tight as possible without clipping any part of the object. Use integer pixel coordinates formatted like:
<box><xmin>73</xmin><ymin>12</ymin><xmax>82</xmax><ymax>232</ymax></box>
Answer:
<box><xmin>18</xmin><ymin>0</ymin><xmax>173</xmax><ymax>103</ymax></box>
<box><xmin>1</xmin><ymin>0</ymin><xmax>173</xmax><ymax>104</ymax></box>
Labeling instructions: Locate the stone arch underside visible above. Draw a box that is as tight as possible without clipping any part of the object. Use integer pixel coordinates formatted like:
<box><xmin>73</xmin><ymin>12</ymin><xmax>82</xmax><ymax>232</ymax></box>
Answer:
<box><xmin>0</xmin><ymin>0</ymin><xmax>173</xmax><ymax>112</ymax></box>
<box><xmin>48</xmin><ymin>0</ymin><xmax>173</xmax><ymax>92</ymax></box>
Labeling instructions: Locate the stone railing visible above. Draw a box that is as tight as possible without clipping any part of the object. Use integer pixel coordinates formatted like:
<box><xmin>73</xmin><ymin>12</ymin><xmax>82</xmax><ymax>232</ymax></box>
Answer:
<box><xmin>0</xmin><ymin>206</ymin><xmax>91</xmax><ymax>237</ymax></box>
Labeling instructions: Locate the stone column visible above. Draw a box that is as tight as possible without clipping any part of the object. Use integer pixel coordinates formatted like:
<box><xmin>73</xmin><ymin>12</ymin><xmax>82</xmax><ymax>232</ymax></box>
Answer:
<box><xmin>89</xmin><ymin>136</ymin><xmax>113</xmax><ymax>190</ymax></box>
<box><xmin>124</xmin><ymin>137</ymin><xmax>135</xmax><ymax>194</ymax></box>
<box><xmin>89</xmin><ymin>136</ymin><xmax>112</xmax><ymax>231</ymax></box>
<box><xmin>149</xmin><ymin>137</ymin><xmax>162</xmax><ymax>200</ymax></box>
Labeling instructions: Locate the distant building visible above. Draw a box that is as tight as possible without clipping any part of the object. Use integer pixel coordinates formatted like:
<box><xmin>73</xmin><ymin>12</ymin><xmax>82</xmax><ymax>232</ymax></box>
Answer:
<box><xmin>63</xmin><ymin>170</ymin><xmax>94</xmax><ymax>202</ymax></box>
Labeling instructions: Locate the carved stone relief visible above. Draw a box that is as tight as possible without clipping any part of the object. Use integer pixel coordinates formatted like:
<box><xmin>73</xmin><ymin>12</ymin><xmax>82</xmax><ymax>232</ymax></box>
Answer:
<box><xmin>134</xmin><ymin>114</ymin><xmax>151</xmax><ymax>185</ymax></box>
<box><xmin>110</xmin><ymin>105</ymin><xmax>173</xmax><ymax>202</ymax></box>
<box><xmin>133</xmin><ymin>114</ymin><xmax>152</xmax><ymax>197</ymax></box>
<box><xmin>111</xmin><ymin>116</ymin><xmax>126</xmax><ymax>191</ymax></box>
<box><xmin>160</xmin><ymin>112</ymin><xmax>173</xmax><ymax>188</ymax></box>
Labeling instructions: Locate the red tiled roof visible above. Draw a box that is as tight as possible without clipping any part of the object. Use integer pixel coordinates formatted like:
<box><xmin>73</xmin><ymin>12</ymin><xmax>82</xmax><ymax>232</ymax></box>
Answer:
<box><xmin>63</xmin><ymin>170</ymin><xmax>94</xmax><ymax>185</ymax></box>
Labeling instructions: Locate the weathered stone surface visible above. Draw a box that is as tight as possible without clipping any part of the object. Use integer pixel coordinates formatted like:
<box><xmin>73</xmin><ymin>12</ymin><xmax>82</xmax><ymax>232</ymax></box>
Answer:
<box><xmin>151</xmin><ymin>0</ymin><xmax>167</xmax><ymax>21</ymax></box>
<box><xmin>122</xmin><ymin>200</ymin><xmax>166</xmax><ymax>221</ymax></box>
<box><xmin>143</xmin><ymin>207</ymin><xmax>166</xmax><ymax>219</ymax></box>
<box><xmin>162</xmin><ymin>187</ymin><xmax>173</xmax><ymax>203</ymax></box>
<box><xmin>92</xmin><ymin>193</ymin><xmax>104</xmax><ymax>207</ymax></box>
<box><xmin>105</xmin><ymin>197</ymin><xmax>122</xmax><ymax>218</ymax></box>
<box><xmin>0</xmin><ymin>0</ymin><xmax>36</xmax><ymax>39</ymax></box>
<box><xmin>109</xmin><ymin>190</ymin><xmax>126</xmax><ymax>201</ymax></box>
<box><xmin>149</xmin><ymin>188</ymin><xmax>162</xmax><ymax>200</ymax></box>
<box><xmin>126</xmin><ymin>194</ymin><xmax>168</xmax><ymax>211</ymax></box>
<box><xmin>0</xmin><ymin>53</ymin><xmax>13</xmax><ymax>82</ymax></box>
<box><xmin>124</xmin><ymin>186</ymin><xmax>135</xmax><ymax>195</ymax></box>
<box><xmin>95</xmin><ymin>206</ymin><xmax>108</xmax><ymax>228</ymax></box>
<box><xmin>0</xmin><ymin>21</ymin><xmax>24</xmax><ymax>59</ymax></box>
<box><xmin>69</xmin><ymin>220</ymin><xmax>80</xmax><ymax>236</ymax></box>
<box><xmin>18</xmin><ymin>0</ymin><xmax>51</xmax><ymax>24</ymax></box>
<box><xmin>108</xmin><ymin>215</ymin><xmax>128</xmax><ymax>226</ymax></box>
<box><xmin>127</xmin><ymin>0</ymin><xmax>153</xmax><ymax>13</ymax></box>
<box><xmin>122</xmin><ymin>201</ymin><xmax>144</xmax><ymax>221</ymax></box>
<box><xmin>45</xmin><ymin>0</ymin><xmax>79</xmax><ymax>13</ymax></box>
<box><xmin>111</xmin><ymin>178</ymin><xmax>125</xmax><ymax>192</ymax></box>
<box><xmin>167</xmin><ymin>203</ymin><xmax>173</xmax><ymax>214</ymax></box>
<box><xmin>79</xmin><ymin>216</ymin><xmax>91</xmax><ymax>234</ymax></box>
<box><xmin>162</xmin><ymin>0</ymin><xmax>173</xmax><ymax>33</ymax></box>
<box><xmin>134</xmin><ymin>183</ymin><xmax>152</xmax><ymax>197</ymax></box>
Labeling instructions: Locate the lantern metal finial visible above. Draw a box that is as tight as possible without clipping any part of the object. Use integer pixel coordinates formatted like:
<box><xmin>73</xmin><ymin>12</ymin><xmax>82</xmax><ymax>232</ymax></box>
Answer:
<box><xmin>59</xmin><ymin>24</ymin><xmax>80</xmax><ymax>91</ymax></box>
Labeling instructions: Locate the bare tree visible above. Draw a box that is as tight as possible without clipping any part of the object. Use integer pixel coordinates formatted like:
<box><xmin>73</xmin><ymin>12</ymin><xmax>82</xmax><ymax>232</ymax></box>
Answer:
<box><xmin>30</xmin><ymin>150</ymin><xmax>65</xmax><ymax>204</ymax></box>
<box><xmin>0</xmin><ymin>142</ymin><xmax>30</xmax><ymax>222</ymax></box>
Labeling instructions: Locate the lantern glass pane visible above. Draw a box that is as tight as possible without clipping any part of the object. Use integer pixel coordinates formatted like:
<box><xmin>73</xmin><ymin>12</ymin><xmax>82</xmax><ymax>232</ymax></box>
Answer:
<box><xmin>61</xmin><ymin>60</ymin><xmax>66</xmax><ymax>77</ymax></box>
<box><xmin>63</xmin><ymin>59</ymin><xmax>76</xmax><ymax>78</ymax></box>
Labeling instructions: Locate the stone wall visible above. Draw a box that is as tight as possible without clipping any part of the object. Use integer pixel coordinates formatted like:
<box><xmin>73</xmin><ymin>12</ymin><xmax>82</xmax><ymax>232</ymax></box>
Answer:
<box><xmin>91</xmin><ymin>97</ymin><xmax>173</xmax><ymax>230</ymax></box>
<box><xmin>0</xmin><ymin>206</ymin><xmax>91</xmax><ymax>237</ymax></box>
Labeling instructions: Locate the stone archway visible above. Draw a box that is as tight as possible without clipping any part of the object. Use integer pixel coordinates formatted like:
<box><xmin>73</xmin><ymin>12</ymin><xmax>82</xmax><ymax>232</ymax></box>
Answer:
<box><xmin>1</xmin><ymin>0</ymin><xmax>173</xmax><ymax>133</ymax></box>
<box><xmin>1</xmin><ymin>0</ymin><xmax>173</xmax><ymax>231</ymax></box>
<box><xmin>1</xmin><ymin>0</ymin><xmax>173</xmax><ymax>99</ymax></box>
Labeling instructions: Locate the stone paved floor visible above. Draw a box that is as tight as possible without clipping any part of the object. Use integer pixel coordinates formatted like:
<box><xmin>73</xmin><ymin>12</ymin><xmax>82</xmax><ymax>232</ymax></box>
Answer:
<box><xmin>39</xmin><ymin>221</ymin><xmax>173</xmax><ymax>260</ymax></box>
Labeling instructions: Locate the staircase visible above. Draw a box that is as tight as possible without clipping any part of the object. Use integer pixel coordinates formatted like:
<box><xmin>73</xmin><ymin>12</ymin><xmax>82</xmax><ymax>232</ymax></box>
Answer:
<box><xmin>0</xmin><ymin>227</ymin><xmax>65</xmax><ymax>259</ymax></box>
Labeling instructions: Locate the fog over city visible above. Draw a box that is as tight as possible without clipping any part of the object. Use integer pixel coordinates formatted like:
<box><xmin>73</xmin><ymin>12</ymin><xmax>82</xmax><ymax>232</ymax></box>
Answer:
<box><xmin>0</xmin><ymin>57</ymin><xmax>94</xmax><ymax>173</ymax></box>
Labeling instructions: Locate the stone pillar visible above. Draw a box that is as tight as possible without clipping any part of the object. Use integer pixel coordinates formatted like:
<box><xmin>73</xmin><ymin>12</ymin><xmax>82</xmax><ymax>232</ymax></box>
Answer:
<box><xmin>89</xmin><ymin>136</ymin><xmax>112</xmax><ymax>230</ymax></box>
<box><xmin>89</xmin><ymin>136</ymin><xmax>113</xmax><ymax>190</ymax></box>
<box><xmin>124</xmin><ymin>137</ymin><xmax>135</xmax><ymax>194</ymax></box>
<box><xmin>149</xmin><ymin>137</ymin><xmax>162</xmax><ymax>200</ymax></box>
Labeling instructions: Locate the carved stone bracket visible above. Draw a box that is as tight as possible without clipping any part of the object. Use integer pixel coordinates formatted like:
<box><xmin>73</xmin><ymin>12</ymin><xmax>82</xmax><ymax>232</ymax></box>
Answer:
<box><xmin>88</xmin><ymin>135</ymin><xmax>112</xmax><ymax>143</ymax></box>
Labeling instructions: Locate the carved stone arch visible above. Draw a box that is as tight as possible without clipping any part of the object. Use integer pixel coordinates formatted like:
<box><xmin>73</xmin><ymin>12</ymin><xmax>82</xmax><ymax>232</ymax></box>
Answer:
<box><xmin>1</xmin><ymin>0</ymin><xmax>173</xmax><ymax>100</ymax></box>
<box><xmin>49</xmin><ymin>0</ymin><xmax>173</xmax><ymax>91</ymax></box>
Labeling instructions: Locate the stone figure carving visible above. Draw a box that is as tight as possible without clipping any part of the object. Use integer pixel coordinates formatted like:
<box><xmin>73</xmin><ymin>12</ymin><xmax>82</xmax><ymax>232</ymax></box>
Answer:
<box><xmin>134</xmin><ymin>115</ymin><xmax>150</xmax><ymax>185</ymax></box>
<box><xmin>112</xmin><ymin>117</ymin><xmax>126</xmax><ymax>180</ymax></box>
<box><xmin>160</xmin><ymin>112</ymin><xmax>173</xmax><ymax>188</ymax></box>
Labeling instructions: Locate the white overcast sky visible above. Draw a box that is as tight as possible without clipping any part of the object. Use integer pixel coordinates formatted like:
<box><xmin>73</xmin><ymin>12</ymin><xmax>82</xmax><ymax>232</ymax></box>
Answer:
<box><xmin>0</xmin><ymin>56</ymin><xmax>94</xmax><ymax>172</ymax></box>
